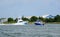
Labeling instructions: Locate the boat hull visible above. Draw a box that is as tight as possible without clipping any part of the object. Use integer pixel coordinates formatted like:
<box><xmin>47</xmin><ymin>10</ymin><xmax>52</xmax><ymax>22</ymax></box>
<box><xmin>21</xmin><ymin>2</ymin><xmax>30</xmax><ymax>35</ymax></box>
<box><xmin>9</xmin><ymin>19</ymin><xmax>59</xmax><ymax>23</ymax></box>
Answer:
<box><xmin>13</xmin><ymin>22</ymin><xmax>28</xmax><ymax>25</ymax></box>
<box><xmin>35</xmin><ymin>23</ymin><xmax>44</xmax><ymax>25</ymax></box>
<box><xmin>13</xmin><ymin>23</ymin><xmax>26</xmax><ymax>25</ymax></box>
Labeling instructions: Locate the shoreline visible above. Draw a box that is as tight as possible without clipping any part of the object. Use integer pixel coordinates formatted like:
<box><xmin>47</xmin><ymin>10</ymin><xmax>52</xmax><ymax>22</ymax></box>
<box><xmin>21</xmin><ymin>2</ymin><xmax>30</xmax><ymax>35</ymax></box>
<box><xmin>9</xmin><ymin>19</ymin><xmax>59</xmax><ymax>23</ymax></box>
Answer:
<box><xmin>28</xmin><ymin>22</ymin><xmax>60</xmax><ymax>24</ymax></box>
<box><xmin>0</xmin><ymin>22</ymin><xmax>60</xmax><ymax>25</ymax></box>
<box><xmin>45</xmin><ymin>22</ymin><xmax>60</xmax><ymax>24</ymax></box>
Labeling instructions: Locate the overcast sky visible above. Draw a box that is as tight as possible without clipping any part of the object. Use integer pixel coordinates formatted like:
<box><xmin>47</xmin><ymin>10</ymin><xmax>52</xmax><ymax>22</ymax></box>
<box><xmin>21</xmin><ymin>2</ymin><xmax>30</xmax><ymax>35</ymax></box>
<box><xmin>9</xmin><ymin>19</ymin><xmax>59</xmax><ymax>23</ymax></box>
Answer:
<box><xmin>0</xmin><ymin>0</ymin><xmax>60</xmax><ymax>18</ymax></box>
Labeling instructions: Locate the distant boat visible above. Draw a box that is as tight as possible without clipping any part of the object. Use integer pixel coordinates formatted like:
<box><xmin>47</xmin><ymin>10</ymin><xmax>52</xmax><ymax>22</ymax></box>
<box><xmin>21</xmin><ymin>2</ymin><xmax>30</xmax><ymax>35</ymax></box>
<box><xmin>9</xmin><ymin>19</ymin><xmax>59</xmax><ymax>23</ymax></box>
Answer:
<box><xmin>34</xmin><ymin>20</ymin><xmax>44</xmax><ymax>25</ymax></box>
<box><xmin>14</xmin><ymin>20</ymin><xmax>28</xmax><ymax>25</ymax></box>
<box><xmin>14</xmin><ymin>18</ymin><xmax>28</xmax><ymax>25</ymax></box>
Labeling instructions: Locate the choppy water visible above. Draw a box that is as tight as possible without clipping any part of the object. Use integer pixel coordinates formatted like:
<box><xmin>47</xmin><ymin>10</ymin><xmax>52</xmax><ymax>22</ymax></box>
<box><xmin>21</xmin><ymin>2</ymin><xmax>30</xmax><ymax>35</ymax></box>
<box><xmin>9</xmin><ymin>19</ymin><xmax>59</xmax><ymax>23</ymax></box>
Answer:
<box><xmin>0</xmin><ymin>24</ymin><xmax>60</xmax><ymax>37</ymax></box>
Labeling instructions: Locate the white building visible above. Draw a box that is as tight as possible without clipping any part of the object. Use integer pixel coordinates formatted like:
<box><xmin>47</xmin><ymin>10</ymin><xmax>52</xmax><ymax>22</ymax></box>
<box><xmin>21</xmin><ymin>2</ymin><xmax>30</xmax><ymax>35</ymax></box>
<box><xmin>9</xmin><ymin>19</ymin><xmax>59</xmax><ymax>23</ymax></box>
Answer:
<box><xmin>0</xmin><ymin>18</ymin><xmax>7</xmax><ymax>23</ymax></box>
<box><xmin>42</xmin><ymin>14</ymin><xmax>54</xmax><ymax>18</ymax></box>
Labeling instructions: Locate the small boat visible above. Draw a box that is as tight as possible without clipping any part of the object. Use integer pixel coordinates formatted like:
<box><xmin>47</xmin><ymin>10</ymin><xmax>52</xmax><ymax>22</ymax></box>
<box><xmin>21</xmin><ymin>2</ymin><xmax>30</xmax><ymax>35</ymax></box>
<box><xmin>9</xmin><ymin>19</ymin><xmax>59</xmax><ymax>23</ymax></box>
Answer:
<box><xmin>14</xmin><ymin>20</ymin><xmax>28</xmax><ymax>25</ymax></box>
<box><xmin>14</xmin><ymin>18</ymin><xmax>28</xmax><ymax>25</ymax></box>
<box><xmin>34</xmin><ymin>20</ymin><xmax>44</xmax><ymax>25</ymax></box>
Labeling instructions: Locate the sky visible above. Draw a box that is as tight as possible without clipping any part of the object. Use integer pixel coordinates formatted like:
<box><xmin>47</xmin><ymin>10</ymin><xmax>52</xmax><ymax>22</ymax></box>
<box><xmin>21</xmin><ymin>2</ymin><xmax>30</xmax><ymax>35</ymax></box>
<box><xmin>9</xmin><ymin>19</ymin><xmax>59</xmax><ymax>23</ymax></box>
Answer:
<box><xmin>0</xmin><ymin>0</ymin><xmax>60</xmax><ymax>18</ymax></box>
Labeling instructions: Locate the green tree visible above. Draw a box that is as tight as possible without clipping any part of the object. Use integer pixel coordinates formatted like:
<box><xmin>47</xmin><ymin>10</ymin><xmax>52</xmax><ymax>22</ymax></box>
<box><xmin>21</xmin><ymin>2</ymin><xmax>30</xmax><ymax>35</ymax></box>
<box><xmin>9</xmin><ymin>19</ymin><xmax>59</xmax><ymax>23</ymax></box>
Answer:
<box><xmin>39</xmin><ymin>17</ymin><xmax>45</xmax><ymax>21</ymax></box>
<box><xmin>14</xmin><ymin>18</ymin><xmax>18</xmax><ymax>22</ymax></box>
<box><xmin>45</xmin><ymin>18</ymin><xmax>49</xmax><ymax>22</ymax></box>
<box><xmin>22</xmin><ymin>16</ymin><xmax>29</xmax><ymax>21</ymax></box>
<box><xmin>45</xmin><ymin>18</ymin><xmax>54</xmax><ymax>22</ymax></box>
<box><xmin>8</xmin><ymin>18</ymin><xmax>14</xmax><ymax>22</ymax></box>
<box><xmin>30</xmin><ymin>16</ymin><xmax>38</xmax><ymax>22</ymax></box>
<box><xmin>54</xmin><ymin>15</ymin><xmax>60</xmax><ymax>22</ymax></box>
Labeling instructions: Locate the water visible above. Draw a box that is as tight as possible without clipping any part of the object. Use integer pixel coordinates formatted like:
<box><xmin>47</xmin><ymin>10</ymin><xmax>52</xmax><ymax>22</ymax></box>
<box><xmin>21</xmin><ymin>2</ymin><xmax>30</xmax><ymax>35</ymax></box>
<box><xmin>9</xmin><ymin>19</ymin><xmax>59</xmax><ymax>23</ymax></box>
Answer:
<box><xmin>0</xmin><ymin>24</ymin><xmax>60</xmax><ymax>37</ymax></box>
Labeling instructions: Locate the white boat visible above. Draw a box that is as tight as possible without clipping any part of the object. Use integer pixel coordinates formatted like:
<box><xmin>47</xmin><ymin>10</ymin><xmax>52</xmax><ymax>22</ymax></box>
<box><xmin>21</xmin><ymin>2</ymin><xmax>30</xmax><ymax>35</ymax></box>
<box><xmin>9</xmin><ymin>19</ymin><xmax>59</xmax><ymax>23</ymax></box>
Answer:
<box><xmin>14</xmin><ymin>18</ymin><xmax>28</xmax><ymax>25</ymax></box>
<box><xmin>14</xmin><ymin>20</ymin><xmax>28</xmax><ymax>25</ymax></box>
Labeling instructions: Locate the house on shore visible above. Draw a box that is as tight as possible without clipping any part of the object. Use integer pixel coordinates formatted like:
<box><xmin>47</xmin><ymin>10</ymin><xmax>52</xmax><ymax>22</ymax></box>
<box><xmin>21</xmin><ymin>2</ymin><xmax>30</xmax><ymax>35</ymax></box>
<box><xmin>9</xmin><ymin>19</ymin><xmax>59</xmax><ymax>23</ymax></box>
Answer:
<box><xmin>42</xmin><ymin>14</ymin><xmax>54</xmax><ymax>18</ymax></box>
<box><xmin>0</xmin><ymin>18</ymin><xmax>7</xmax><ymax>23</ymax></box>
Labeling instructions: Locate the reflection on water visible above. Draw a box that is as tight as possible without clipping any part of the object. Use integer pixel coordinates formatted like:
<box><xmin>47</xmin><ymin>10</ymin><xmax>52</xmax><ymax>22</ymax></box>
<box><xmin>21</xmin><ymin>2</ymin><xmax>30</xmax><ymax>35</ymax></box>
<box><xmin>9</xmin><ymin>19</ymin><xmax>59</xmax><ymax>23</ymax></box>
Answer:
<box><xmin>0</xmin><ymin>24</ymin><xmax>60</xmax><ymax>37</ymax></box>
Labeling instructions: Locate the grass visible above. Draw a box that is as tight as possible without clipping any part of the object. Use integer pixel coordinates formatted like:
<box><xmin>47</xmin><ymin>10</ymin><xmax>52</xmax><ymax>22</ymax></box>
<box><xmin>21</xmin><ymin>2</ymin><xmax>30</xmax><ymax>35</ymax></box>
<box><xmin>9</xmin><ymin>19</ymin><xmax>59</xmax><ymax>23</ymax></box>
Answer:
<box><xmin>45</xmin><ymin>22</ymin><xmax>60</xmax><ymax>24</ymax></box>
<box><xmin>3</xmin><ymin>21</ymin><xmax>16</xmax><ymax>24</ymax></box>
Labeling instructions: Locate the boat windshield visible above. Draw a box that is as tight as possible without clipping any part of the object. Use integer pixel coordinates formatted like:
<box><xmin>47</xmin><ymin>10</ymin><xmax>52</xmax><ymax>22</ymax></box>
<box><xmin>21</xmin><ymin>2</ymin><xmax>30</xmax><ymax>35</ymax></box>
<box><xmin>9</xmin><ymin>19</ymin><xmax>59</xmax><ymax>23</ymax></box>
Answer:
<box><xmin>36</xmin><ymin>20</ymin><xmax>41</xmax><ymax>22</ymax></box>
<box><xmin>19</xmin><ymin>21</ymin><xmax>23</xmax><ymax>22</ymax></box>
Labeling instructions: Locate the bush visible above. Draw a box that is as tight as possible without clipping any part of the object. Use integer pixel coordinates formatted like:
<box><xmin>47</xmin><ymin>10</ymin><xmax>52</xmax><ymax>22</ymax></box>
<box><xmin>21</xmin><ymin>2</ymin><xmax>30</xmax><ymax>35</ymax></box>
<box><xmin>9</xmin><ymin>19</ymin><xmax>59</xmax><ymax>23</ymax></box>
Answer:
<box><xmin>8</xmin><ymin>17</ymin><xmax>14</xmax><ymax>22</ymax></box>
<box><xmin>30</xmin><ymin>16</ymin><xmax>38</xmax><ymax>22</ymax></box>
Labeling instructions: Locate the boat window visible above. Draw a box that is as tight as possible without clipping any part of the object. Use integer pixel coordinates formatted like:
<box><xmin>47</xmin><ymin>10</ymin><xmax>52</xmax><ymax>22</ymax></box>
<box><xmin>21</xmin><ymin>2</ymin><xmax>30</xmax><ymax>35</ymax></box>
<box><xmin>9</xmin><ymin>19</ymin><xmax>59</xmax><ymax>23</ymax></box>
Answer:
<box><xmin>19</xmin><ymin>21</ymin><xmax>23</xmax><ymax>22</ymax></box>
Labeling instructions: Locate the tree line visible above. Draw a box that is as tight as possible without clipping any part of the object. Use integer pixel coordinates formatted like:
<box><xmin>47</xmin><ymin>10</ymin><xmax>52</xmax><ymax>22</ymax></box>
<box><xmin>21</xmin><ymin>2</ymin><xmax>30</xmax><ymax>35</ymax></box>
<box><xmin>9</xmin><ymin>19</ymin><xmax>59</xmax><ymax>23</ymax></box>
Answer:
<box><xmin>7</xmin><ymin>15</ymin><xmax>60</xmax><ymax>23</ymax></box>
